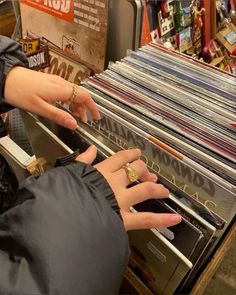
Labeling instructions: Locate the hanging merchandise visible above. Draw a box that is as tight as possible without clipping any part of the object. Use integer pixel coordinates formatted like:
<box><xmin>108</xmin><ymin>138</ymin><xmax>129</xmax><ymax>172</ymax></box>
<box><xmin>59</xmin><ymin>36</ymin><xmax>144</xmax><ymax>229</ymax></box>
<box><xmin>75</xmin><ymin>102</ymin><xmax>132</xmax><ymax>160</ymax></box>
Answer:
<box><xmin>216</xmin><ymin>0</ymin><xmax>232</xmax><ymax>28</ymax></box>
<box><xmin>187</xmin><ymin>0</ymin><xmax>205</xmax><ymax>55</ymax></box>
<box><xmin>177</xmin><ymin>26</ymin><xmax>192</xmax><ymax>52</ymax></box>
<box><xmin>190</xmin><ymin>1</ymin><xmax>205</xmax><ymax>29</ymax></box>
<box><xmin>173</xmin><ymin>0</ymin><xmax>184</xmax><ymax>32</ymax></box>
<box><xmin>158</xmin><ymin>2</ymin><xmax>175</xmax><ymax>37</ymax></box>
<box><xmin>160</xmin><ymin>0</ymin><xmax>170</xmax><ymax>19</ymax></box>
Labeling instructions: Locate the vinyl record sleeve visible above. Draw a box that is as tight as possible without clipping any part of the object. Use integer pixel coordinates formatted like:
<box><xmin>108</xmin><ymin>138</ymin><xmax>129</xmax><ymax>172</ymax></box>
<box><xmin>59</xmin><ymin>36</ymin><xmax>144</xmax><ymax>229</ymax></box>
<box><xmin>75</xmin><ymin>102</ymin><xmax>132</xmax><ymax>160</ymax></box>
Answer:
<box><xmin>148</xmin><ymin>42</ymin><xmax>236</xmax><ymax>82</ymax></box>
<box><xmin>80</xmin><ymin>89</ymin><xmax>236</xmax><ymax>224</ymax></box>
<box><xmin>139</xmin><ymin>45</ymin><xmax>236</xmax><ymax>100</ymax></box>
<box><xmin>101</xmin><ymin>63</ymin><xmax>236</xmax><ymax>161</ymax></box>
<box><xmin>91</xmin><ymin>75</ymin><xmax>236</xmax><ymax>164</ymax></box>
<box><xmin>84</xmin><ymin>78</ymin><xmax>236</xmax><ymax>181</ymax></box>
<box><xmin>122</xmin><ymin>55</ymin><xmax>236</xmax><ymax>121</ymax></box>
<box><xmin>128</xmin><ymin>47</ymin><xmax>236</xmax><ymax>109</ymax></box>
<box><xmin>98</xmin><ymin>66</ymin><xmax>236</xmax><ymax>153</ymax></box>
<box><xmin>127</xmin><ymin>49</ymin><xmax>236</xmax><ymax>111</ymax></box>
<box><xmin>85</xmin><ymin>80</ymin><xmax>235</xmax><ymax>177</ymax></box>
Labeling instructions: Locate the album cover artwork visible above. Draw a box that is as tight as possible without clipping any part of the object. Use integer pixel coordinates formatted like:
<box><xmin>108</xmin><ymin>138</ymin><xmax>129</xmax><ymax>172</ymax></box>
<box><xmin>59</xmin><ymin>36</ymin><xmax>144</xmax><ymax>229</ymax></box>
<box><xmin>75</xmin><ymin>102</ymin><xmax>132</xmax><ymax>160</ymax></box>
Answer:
<box><xmin>78</xmin><ymin>90</ymin><xmax>236</xmax><ymax>224</ymax></box>
<box><xmin>84</xmin><ymin>81</ymin><xmax>236</xmax><ymax>176</ymax></box>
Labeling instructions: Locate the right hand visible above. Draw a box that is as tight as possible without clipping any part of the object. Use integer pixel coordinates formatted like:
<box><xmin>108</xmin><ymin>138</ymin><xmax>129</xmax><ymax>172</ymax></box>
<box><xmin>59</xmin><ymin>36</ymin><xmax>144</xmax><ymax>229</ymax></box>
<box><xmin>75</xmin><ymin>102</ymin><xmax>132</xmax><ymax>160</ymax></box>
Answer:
<box><xmin>77</xmin><ymin>147</ymin><xmax>182</xmax><ymax>231</ymax></box>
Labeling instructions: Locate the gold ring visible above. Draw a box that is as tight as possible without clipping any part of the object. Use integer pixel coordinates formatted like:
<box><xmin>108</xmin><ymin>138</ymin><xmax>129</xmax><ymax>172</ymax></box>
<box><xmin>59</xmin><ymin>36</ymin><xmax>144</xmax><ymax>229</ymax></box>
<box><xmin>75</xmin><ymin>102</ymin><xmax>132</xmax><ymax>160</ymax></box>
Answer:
<box><xmin>122</xmin><ymin>163</ymin><xmax>138</xmax><ymax>183</ymax></box>
<box><xmin>68</xmin><ymin>84</ymin><xmax>78</xmax><ymax>104</ymax></box>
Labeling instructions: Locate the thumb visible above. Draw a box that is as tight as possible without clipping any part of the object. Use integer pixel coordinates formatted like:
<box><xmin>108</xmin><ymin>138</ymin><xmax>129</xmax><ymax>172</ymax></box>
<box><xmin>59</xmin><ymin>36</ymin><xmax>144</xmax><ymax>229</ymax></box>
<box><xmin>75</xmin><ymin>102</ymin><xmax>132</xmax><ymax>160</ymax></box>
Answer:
<box><xmin>76</xmin><ymin>145</ymin><xmax>97</xmax><ymax>164</ymax></box>
<box><xmin>33</xmin><ymin>99</ymin><xmax>77</xmax><ymax>130</ymax></box>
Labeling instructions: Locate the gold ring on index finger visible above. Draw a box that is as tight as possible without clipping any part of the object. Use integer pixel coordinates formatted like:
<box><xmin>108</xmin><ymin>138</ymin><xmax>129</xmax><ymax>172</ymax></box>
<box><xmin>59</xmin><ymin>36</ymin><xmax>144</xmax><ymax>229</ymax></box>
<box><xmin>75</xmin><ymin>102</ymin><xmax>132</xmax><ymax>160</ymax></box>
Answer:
<box><xmin>122</xmin><ymin>163</ymin><xmax>138</xmax><ymax>183</ymax></box>
<box><xmin>68</xmin><ymin>84</ymin><xmax>78</xmax><ymax>104</ymax></box>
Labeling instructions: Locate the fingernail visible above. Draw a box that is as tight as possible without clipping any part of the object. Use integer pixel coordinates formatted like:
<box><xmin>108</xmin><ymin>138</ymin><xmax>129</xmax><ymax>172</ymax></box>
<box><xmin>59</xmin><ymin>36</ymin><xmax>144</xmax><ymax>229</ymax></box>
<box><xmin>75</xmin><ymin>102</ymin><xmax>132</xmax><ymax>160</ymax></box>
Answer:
<box><xmin>81</xmin><ymin>114</ymin><xmax>88</xmax><ymax>123</ymax></box>
<box><xmin>64</xmin><ymin>118</ymin><xmax>77</xmax><ymax>129</ymax></box>
<box><xmin>135</xmin><ymin>149</ymin><xmax>141</xmax><ymax>157</ymax></box>
<box><xmin>87</xmin><ymin>145</ymin><xmax>97</xmax><ymax>152</ymax></box>
<box><xmin>150</xmin><ymin>173</ymin><xmax>158</xmax><ymax>182</ymax></box>
<box><xmin>169</xmin><ymin>214</ymin><xmax>182</xmax><ymax>224</ymax></box>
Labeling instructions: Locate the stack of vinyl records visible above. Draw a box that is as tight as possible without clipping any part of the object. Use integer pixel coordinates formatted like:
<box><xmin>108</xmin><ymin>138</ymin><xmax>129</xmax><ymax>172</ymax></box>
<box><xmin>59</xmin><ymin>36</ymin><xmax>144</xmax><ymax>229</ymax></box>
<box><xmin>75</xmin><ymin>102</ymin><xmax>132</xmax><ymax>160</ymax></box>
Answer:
<box><xmin>68</xmin><ymin>43</ymin><xmax>235</xmax><ymax>294</ymax></box>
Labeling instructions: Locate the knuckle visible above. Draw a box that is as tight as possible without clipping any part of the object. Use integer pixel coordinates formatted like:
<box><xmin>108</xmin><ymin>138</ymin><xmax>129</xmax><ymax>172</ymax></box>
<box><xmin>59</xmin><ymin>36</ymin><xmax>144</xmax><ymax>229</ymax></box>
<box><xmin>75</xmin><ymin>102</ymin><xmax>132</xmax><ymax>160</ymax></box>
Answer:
<box><xmin>117</xmin><ymin>150</ymin><xmax>130</xmax><ymax>162</ymax></box>
<box><xmin>51</xmin><ymin>74</ymin><xmax>63</xmax><ymax>84</ymax></box>
<box><xmin>144</xmin><ymin>214</ymin><xmax>156</xmax><ymax>228</ymax></box>
<box><xmin>53</xmin><ymin>111</ymin><xmax>64</xmax><ymax>123</ymax></box>
<box><xmin>136</xmin><ymin>159</ymin><xmax>147</xmax><ymax>171</ymax></box>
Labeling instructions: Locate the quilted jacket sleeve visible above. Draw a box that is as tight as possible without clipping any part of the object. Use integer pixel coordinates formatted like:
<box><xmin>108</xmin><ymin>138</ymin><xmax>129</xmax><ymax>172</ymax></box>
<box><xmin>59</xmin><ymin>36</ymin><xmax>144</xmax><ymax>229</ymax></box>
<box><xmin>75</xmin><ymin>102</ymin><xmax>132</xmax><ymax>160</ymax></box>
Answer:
<box><xmin>0</xmin><ymin>161</ymin><xmax>129</xmax><ymax>294</ymax></box>
<box><xmin>0</xmin><ymin>35</ymin><xmax>28</xmax><ymax>112</ymax></box>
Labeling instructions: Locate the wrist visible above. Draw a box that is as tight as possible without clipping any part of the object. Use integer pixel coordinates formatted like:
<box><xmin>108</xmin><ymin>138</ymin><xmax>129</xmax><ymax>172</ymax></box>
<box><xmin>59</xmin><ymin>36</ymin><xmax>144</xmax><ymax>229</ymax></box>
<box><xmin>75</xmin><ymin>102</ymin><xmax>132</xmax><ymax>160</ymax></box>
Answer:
<box><xmin>4</xmin><ymin>66</ymin><xmax>25</xmax><ymax>106</ymax></box>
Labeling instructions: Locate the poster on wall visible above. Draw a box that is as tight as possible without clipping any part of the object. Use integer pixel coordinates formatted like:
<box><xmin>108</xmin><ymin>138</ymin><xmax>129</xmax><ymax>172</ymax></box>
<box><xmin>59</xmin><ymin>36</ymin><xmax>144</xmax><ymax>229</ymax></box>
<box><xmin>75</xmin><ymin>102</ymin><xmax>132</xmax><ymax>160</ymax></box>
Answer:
<box><xmin>20</xmin><ymin>0</ymin><xmax>108</xmax><ymax>74</ymax></box>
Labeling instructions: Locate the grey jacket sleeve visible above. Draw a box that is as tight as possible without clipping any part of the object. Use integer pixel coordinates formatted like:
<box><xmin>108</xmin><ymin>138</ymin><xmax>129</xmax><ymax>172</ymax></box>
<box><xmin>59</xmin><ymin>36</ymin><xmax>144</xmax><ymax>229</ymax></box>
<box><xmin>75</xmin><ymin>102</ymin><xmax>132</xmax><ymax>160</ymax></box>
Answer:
<box><xmin>0</xmin><ymin>35</ymin><xmax>28</xmax><ymax>112</ymax></box>
<box><xmin>0</xmin><ymin>161</ymin><xmax>129</xmax><ymax>294</ymax></box>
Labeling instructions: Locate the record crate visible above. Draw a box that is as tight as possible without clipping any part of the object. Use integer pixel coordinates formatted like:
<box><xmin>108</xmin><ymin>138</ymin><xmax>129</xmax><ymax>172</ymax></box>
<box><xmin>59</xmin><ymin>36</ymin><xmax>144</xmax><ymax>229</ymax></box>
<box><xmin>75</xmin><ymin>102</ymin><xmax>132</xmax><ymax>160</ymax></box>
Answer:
<box><xmin>120</xmin><ymin>220</ymin><xmax>236</xmax><ymax>295</ymax></box>
<box><xmin>11</xmin><ymin>1</ymin><xmax>236</xmax><ymax>294</ymax></box>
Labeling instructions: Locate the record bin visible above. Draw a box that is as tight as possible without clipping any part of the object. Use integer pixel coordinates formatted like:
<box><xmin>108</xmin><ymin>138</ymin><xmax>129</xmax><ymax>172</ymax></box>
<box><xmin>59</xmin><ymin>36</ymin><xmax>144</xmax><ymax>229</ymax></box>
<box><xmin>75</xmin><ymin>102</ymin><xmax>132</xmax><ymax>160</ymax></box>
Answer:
<box><xmin>5</xmin><ymin>1</ymin><xmax>236</xmax><ymax>294</ymax></box>
<box><xmin>3</xmin><ymin>105</ymin><xmax>234</xmax><ymax>295</ymax></box>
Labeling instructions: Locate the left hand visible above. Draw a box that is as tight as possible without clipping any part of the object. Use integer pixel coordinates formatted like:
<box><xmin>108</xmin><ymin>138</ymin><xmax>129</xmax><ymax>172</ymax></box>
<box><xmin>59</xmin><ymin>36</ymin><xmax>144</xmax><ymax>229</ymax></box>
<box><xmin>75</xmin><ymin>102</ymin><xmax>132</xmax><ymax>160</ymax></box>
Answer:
<box><xmin>4</xmin><ymin>66</ymin><xmax>100</xmax><ymax>129</ymax></box>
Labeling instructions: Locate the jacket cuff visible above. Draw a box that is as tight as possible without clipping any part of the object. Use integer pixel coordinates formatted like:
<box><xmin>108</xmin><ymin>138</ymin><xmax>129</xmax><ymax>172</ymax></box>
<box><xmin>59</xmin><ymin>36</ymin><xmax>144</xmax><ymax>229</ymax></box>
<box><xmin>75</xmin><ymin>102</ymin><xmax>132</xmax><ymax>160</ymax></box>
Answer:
<box><xmin>67</xmin><ymin>161</ymin><xmax>123</xmax><ymax>220</ymax></box>
<box><xmin>0</xmin><ymin>40</ymin><xmax>28</xmax><ymax>112</ymax></box>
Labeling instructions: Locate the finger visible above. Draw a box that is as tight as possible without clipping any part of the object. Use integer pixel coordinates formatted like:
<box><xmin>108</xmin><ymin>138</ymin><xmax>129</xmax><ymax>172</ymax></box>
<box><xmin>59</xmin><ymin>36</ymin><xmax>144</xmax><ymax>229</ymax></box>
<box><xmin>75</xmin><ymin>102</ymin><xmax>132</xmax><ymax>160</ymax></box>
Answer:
<box><xmin>75</xmin><ymin>145</ymin><xmax>97</xmax><ymax>164</ymax></box>
<box><xmin>122</xmin><ymin>212</ymin><xmax>182</xmax><ymax>231</ymax></box>
<box><xmin>24</xmin><ymin>96</ymin><xmax>78</xmax><ymax>130</ymax></box>
<box><xmin>119</xmin><ymin>183</ymin><xmax>169</xmax><ymax>209</ymax></box>
<box><xmin>51</xmin><ymin>80</ymin><xmax>100</xmax><ymax>121</ymax></box>
<box><xmin>115</xmin><ymin>159</ymin><xmax>157</xmax><ymax>187</ymax></box>
<box><xmin>72</xmin><ymin>104</ymin><xmax>88</xmax><ymax>122</ymax></box>
<box><xmin>95</xmin><ymin>149</ymin><xmax>142</xmax><ymax>173</ymax></box>
<box><xmin>72</xmin><ymin>86</ymin><xmax>100</xmax><ymax>120</ymax></box>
